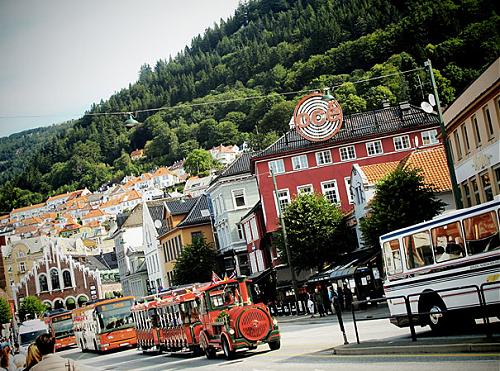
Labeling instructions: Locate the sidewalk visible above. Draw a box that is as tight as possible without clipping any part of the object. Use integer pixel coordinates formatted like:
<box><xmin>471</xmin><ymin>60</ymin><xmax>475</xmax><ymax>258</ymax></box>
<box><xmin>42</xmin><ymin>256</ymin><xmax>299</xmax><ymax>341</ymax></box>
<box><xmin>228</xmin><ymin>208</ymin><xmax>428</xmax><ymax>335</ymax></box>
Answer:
<box><xmin>276</xmin><ymin>303</ymin><xmax>390</xmax><ymax>324</ymax></box>
<box><xmin>333</xmin><ymin>334</ymin><xmax>500</xmax><ymax>355</ymax></box>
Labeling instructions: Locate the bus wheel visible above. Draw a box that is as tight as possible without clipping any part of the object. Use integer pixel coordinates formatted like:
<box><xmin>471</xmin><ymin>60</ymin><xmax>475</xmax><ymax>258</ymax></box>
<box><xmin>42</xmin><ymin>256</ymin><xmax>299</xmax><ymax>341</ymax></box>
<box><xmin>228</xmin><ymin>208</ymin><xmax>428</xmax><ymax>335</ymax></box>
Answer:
<box><xmin>269</xmin><ymin>340</ymin><xmax>281</xmax><ymax>351</ymax></box>
<box><xmin>426</xmin><ymin>301</ymin><xmax>448</xmax><ymax>332</ymax></box>
<box><xmin>222</xmin><ymin>337</ymin><xmax>235</xmax><ymax>360</ymax></box>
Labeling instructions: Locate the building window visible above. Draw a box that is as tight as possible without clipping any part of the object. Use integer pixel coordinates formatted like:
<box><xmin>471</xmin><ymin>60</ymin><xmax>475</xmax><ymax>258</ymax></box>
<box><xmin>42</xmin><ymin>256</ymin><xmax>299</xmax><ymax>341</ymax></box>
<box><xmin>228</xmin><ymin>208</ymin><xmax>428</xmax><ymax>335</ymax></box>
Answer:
<box><xmin>480</xmin><ymin>171</ymin><xmax>494</xmax><ymax>202</ymax></box>
<box><xmin>461</xmin><ymin>123</ymin><xmax>470</xmax><ymax>154</ymax></box>
<box><xmin>462</xmin><ymin>182</ymin><xmax>472</xmax><ymax>208</ymax></box>
<box><xmin>268</xmin><ymin>159</ymin><xmax>285</xmax><ymax>175</ymax></box>
<box><xmin>63</xmin><ymin>270</ymin><xmax>72</xmax><ymax>288</ymax></box>
<box><xmin>50</xmin><ymin>269</ymin><xmax>60</xmax><ymax>290</ymax></box>
<box><xmin>366</xmin><ymin>141</ymin><xmax>383</xmax><ymax>156</ymax></box>
<box><xmin>344</xmin><ymin>177</ymin><xmax>354</xmax><ymax>204</ymax></box>
<box><xmin>483</xmin><ymin>106</ymin><xmax>494</xmax><ymax>139</ymax></box>
<box><xmin>421</xmin><ymin>129</ymin><xmax>439</xmax><ymax>146</ymax></box>
<box><xmin>232</xmin><ymin>189</ymin><xmax>246</xmax><ymax>208</ymax></box>
<box><xmin>495</xmin><ymin>166</ymin><xmax>500</xmax><ymax>195</ymax></box>
<box><xmin>404</xmin><ymin>231</ymin><xmax>434</xmax><ymax>269</ymax></box>
<box><xmin>316</xmin><ymin>150</ymin><xmax>332</xmax><ymax>165</ymax></box>
<box><xmin>292</xmin><ymin>155</ymin><xmax>308</xmax><ymax>170</ymax></box>
<box><xmin>339</xmin><ymin>146</ymin><xmax>356</xmax><ymax>161</ymax></box>
<box><xmin>297</xmin><ymin>184</ymin><xmax>313</xmax><ymax>195</ymax></box>
<box><xmin>472</xmin><ymin>115</ymin><xmax>481</xmax><ymax>147</ymax></box>
<box><xmin>393</xmin><ymin>135</ymin><xmax>410</xmax><ymax>151</ymax></box>
<box><xmin>191</xmin><ymin>231</ymin><xmax>203</xmax><ymax>242</ymax></box>
<box><xmin>454</xmin><ymin>131</ymin><xmax>462</xmax><ymax>160</ymax></box>
<box><xmin>19</xmin><ymin>262</ymin><xmax>25</xmax><ymax>273</ymax></box>
<box><xmin>276</xmin><ymin>189</ymin><xmax>290</xmax><ymax>215</ymax></box>
<box><xmin>237</xmin><ymin>224</ymin><xmax>244</xmax><ymax>240</ymax></box>
<box><xmin>321</xmin><ymin>180</ymin><xmax>339</xmax><ymax>203</ymax></box>
<box><xmin>17</xmin><ymin>251</ymin><xmax>26</xmax><ymax>259</ymax></box>
<box><xmin>471</xmin><ymin>177</ymin><xmax>480</xmax><ymax>205</ymax></box>
<box><xmin>39</xmin><ymin>274</ymin><xmax>48</xmax><ymax>292</ymax></box>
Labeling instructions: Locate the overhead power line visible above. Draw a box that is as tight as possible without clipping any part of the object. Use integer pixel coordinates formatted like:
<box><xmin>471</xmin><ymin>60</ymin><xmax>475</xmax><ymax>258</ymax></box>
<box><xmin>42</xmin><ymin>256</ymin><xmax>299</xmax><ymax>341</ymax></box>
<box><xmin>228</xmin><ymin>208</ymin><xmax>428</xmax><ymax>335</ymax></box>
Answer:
<box><xmin>0</xmin><ymin>67</ymin><xmax>426</xmax><ymax>119</ymax></box>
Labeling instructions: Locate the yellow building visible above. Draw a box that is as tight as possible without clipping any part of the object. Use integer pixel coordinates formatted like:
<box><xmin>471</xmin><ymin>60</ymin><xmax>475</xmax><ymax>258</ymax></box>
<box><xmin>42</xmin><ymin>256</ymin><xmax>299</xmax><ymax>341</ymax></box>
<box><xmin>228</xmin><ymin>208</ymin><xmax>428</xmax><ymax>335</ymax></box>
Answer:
<box><xmin>444</xmin><ymin>58</ymin><xmax>500</xmax><ymax>206</ymax></box>
<box><xmin>159</xmin><ymin>195</ymin><xmax>214</xmax><ymax>287</ymax></box>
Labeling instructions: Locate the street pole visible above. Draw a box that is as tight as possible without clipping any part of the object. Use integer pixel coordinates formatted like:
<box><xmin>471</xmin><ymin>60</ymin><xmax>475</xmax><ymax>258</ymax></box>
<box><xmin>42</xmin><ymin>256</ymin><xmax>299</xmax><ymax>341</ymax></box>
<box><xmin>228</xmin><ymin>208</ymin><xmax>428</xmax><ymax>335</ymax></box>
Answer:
<box><xmin>425</xmin><ymin>59</ymin><xmax>463</xmax><ymax>209</ymax></box>
<box><xmin>270</xmin><ymin>168</ymin><xmax>300</xmax><ymax>311</ymax></box>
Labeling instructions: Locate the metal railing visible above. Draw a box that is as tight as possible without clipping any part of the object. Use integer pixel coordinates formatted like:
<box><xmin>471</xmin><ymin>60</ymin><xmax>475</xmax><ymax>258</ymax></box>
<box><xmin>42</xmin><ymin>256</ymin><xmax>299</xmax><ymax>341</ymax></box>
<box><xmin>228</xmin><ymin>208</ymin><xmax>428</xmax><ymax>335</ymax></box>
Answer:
<box><xmin>350</xmin><ymin>282</ymin><xmax>500</xmax><ymax>344</ymax></box>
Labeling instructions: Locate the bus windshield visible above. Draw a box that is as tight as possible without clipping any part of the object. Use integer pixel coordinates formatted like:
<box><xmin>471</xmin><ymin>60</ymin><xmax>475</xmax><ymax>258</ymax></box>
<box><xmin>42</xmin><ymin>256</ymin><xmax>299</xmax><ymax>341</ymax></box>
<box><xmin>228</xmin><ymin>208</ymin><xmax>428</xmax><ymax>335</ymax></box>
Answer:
<box><xmin>96</xmin><ymin>300</ymin><xmax>134</xmax><ymax>332</ymax></box>
<box><xmin>52</xmin><ymin>317</ymin><xmax>74</xmax><ymax>338</ymax></box>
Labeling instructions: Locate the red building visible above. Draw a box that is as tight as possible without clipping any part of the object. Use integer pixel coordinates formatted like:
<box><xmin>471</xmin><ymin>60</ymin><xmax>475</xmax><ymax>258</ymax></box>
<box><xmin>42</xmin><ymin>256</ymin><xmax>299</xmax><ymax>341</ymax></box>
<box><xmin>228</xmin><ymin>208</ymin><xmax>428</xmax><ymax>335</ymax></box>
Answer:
<box><xmin>250</xmin><ymin>102</ymin><xmax>441</xmax><ymax>234</ymax></box>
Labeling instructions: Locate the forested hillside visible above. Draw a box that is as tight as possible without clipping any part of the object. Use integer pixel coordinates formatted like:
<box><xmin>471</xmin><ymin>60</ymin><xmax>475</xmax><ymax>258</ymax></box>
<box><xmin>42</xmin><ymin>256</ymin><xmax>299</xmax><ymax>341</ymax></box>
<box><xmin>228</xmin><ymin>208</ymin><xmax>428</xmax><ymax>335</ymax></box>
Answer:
<box><xmin>0</xmin><ymin>0</ymin><xmax>498</xmax><ymax>212</ymax></box>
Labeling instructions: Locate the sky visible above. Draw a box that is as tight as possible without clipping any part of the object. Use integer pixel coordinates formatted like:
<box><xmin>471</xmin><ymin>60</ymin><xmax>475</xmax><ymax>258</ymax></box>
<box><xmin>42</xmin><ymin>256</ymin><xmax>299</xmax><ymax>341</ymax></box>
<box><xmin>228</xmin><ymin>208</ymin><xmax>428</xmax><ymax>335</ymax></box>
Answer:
<box><xmin>0</xmin><ymin>0</ymin><xmax>241</xmax><ymax>138</ymax></box>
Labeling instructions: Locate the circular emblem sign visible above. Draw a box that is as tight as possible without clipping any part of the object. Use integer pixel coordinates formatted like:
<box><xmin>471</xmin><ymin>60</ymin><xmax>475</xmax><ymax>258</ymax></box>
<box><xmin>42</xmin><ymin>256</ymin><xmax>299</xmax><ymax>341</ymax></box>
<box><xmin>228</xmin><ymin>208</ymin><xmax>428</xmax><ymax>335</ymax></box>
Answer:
<box><xmin>293</xmin><ymin>92</ymin><xmax>343</xmax><ymax>142</ymax></box>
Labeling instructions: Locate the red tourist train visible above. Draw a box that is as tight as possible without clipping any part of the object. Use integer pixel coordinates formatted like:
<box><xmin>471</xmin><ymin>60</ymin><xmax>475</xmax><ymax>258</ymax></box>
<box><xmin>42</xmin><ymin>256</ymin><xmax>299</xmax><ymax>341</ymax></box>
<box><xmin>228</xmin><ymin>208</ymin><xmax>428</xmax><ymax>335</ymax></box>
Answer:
<box><xmin>131</xmin><ymin>276</ymin><xmax>281</xmax><ymax>359</ymax></box>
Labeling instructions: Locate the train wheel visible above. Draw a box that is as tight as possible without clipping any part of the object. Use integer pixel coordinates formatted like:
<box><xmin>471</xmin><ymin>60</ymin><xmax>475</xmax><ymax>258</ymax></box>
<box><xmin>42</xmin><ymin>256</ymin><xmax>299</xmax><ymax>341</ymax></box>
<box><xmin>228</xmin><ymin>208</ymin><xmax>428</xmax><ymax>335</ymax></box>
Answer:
<box><xmin>205</xmin><ymin>346</ymin><xmax>216</xmax><ymax>359</ymax></box>
<box><xmin>222</xmin><ymin>337</ymin><xmax>235</xmax><ymax>360</ymax></box>
<box><xmin>268</xmin><ymin>340</ymin><xmax>281</xmax><ymax>351</ymax></box>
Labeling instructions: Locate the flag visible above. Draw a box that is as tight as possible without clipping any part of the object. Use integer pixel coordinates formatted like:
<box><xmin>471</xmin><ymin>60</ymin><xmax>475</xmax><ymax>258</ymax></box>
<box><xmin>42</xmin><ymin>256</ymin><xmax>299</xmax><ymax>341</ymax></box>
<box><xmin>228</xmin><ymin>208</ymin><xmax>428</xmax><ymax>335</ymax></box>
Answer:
<box><xmin>211</xmin><ymin>271</ymin><xmax>221</xmax><ymax>283</ymax></box>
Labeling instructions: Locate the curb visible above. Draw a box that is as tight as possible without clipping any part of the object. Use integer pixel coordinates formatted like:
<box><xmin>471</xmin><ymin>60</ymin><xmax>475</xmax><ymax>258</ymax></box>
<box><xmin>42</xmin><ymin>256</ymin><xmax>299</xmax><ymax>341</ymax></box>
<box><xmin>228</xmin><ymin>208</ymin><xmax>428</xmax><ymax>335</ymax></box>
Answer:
<box><xmin>333</xmin><ymin>342</ymin><xmax>500</xmax><ymax>355</ymax></box>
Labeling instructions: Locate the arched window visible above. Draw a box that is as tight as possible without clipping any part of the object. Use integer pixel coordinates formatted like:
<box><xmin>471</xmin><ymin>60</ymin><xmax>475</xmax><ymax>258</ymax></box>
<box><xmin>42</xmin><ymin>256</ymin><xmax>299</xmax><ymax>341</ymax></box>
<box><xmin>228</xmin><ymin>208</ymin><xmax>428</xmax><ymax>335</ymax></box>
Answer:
<box><xmin>63</xmin><ymin>270</ymin><xmax>72</xmax><ymax>288</ymax></box>
<box><xmin>50</xmin><ymin>269</ymin><xmax>60</xmax><ymax>290</ymax></box>
<box><xmin>77</xmin><ymin>295</ymin><xmax>88</xmax><ymax>307</ymax></box>
<box><xmin>38</xmin><ymin>274</ymin><xmax>48</xmax><ymax>292</ymax></box>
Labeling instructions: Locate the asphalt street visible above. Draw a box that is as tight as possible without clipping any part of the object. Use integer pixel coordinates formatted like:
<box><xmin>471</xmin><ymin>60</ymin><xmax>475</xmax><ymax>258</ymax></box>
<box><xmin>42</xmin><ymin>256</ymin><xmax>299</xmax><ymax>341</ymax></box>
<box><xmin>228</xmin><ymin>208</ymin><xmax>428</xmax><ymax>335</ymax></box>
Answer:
<box><xmin>61</xmin><ymin>316</ymin><xmax>500</xmax><ymax>371</ymax></box>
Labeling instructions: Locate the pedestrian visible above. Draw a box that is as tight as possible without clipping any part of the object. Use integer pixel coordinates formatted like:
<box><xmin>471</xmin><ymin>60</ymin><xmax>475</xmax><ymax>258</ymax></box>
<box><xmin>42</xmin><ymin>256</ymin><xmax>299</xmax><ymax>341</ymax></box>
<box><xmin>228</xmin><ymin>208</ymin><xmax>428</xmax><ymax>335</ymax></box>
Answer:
<box><xmin>0</xmin><ymin>342</ymin><xmax>16</xmax><ymax>371</ymax></box>
<box><xmin>314</xmin><ymin>288</ymin><xmax>325</xmax><ymax>317</ymax></box>
<box><xmin>307</xmin><ymin>292</ymin><xmax>315</xmax><ymax>318</ymax></box>
<box><xmin>23</xmin><ymin>343</ymin><xmax>42</xmax><ymax>371</ymax></box>
<box><xmin>337</xmin><ymin>285</ymin><xmax>344</xmax><ymax>311</ymax></box>
<box><xmin>327</xmin><ymin>286</ymin><xmax>337</xmax><ymax>313</ymax></box>
<box><xmin>344</xmin><ymin>285</ymin><xmax>353</xmax><ymax>310</ymax></box>
<box><xmin>31</xmin><ymin>334</ymin><xmax>81</xmax><ymax>371</ymax></box>
<box><xmin>12</xmin><ymin>344</ymin><xmax>19</xmax><ymax>356</ymax></box>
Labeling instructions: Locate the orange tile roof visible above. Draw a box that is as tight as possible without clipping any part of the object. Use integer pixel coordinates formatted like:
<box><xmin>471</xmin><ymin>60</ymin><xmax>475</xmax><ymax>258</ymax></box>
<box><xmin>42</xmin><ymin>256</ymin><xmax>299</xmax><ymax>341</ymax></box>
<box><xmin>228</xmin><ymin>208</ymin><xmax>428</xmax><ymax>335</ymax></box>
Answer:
<box><xmin>85</xmin><ymin>220</ymin><xmax>101</xmax><ymax>228</ymax></box>
<box><xmin>15</xmin><ymin>225</ymin><xmax>38</xmax><ymax>234</ymax></box>
<box><xmin>153</xmin><ymin>167</ymin><xmax>173</xmax><ymax>177</ymax></box>
<box><xmin>47</xmin><ymin>192</ymin><xmax>72</xmax><ymax>202</ymax></box>
<box><xmin>131</xmin><ymin>149</ymin><xmax>144</xmax><ymax>157</ymax></box>
<box><xmin>359</xmin><ymin>145</ymin><xmax>451</xmax><ymax>193</ymax></box>
<box><xmin>82</xmin><ymin>209</ymin><xmax>105</xmax><ymax>219</ymax></box>
<box><xmin>211</xmin><ymin>144</ymin><xmax>238</xmax><ymax>153</ymax></box>
<box><xmin>21</xmin><ymin>217</ymin><xmax>43</xmax><ymax>226</ymax></box>
<box><xmin>401</xmin><ymin>145</ymin><xmax>452</xmax><ymax>192</ymax></box>
<box><xmin>11</xmin><ymin>202</ymin><xmax>46</xmax><ymax>214</ymax></box>
<box><xmin>359</xmin><ymin>162</ymin><xmax>399</xmax><ymax>184</ymax></box>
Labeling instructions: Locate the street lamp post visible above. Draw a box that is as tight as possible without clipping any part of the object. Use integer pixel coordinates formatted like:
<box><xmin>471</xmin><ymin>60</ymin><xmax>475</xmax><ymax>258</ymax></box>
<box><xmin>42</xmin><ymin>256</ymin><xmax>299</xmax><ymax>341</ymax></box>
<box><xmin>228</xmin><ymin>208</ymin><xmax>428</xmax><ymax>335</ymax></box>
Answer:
<box><xmin>425</xmin><ymin>59</ymin><xmax>463</xmax><ymax>209</ymax></box>
<box><xmin>270</xmin><ymin>168</ymin><xmax>300</xmax><ymax>312</ymax></box>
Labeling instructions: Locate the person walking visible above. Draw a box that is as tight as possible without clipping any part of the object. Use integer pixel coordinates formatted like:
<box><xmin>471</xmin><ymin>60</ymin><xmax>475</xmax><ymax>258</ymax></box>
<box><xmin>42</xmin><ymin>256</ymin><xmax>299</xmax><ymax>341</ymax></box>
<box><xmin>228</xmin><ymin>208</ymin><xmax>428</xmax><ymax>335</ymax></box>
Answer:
<box><xmin>314</xmin><ymin>288</ymin><xmax>325</xmax><ymax>317</ymax></box>
<box><xmin>344</xmin><ymin>285</ymin><xmax>353</xmax><ymax>310</ymax></box>
<box><xmin>307</xmin><ymin>292</ymin><xmax>315</xmax><ymax>318</ymax></box>
<box><xmin>327</xmin><ymin>286</ymin><xmax>337</xmax><ymax>314</ymax></box>
<box><xmin>0</xmin><ymin>343</ymin><xmax>16</xmax><ymax>371</ymax></box>
<box><xmin>337</xmin><ymin>285</ymin><xmax>344</xmax><ymax>311</ymax></box>
<box><xmin>31</xmin><ymin>334</ymin><xmax>81</xmax><ymax>371</ymax></box>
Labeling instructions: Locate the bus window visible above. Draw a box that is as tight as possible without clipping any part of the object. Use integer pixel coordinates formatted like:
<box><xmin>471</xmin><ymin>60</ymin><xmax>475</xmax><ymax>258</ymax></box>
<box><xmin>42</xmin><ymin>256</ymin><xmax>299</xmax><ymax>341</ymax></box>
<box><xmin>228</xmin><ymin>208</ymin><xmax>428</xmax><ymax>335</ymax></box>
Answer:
<box><xmin>382</xmin><ymin>239</ymin><xmax>403</xmax><ymax>275</ymax></box>
<box><xmin>463</xmin><ymin>211</ymin><xmax>499</xmax><ymax>255</ymax></box>
<box><xmin>403</xmin><ymin>231</ymin><xmax>434</xmax><ymax>269</ymax></box>
<box><xmin>431</xmin><ymin>221</ymin><xmax>465</xmax><ymax>262</ymax></box>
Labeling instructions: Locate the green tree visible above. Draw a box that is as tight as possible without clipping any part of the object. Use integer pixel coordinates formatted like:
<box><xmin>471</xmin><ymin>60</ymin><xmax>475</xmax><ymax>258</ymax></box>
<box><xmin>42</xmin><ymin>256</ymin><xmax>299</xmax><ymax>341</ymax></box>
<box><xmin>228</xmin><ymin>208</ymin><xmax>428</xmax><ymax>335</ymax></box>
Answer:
<box><xmin>173</xmin><ymin>236</ymin><xmax>217</xmax><ymax>285</ymax></box>
<box><xmin>184</xmin><ymin>149</ymin><xmax>217</xmax><ymax>176</ymax></box>
<box><xmin>360</xmin><ymin>167</ymin><xmax>446</xmax><ymax>249</ymax></box>
<box><xmin>18</xmin><ymin>296</ymin><xmax>46</xmax><ymax>321</ymax></box>
<box><xmin>280</xmin><ymin>193</ymin><xmax>350</xmax><ymax>273</ymax></box>
<box><xmin>0</xmin><ymin>297</ymin><xmax>12</xmax><ymax>324</ymax></box>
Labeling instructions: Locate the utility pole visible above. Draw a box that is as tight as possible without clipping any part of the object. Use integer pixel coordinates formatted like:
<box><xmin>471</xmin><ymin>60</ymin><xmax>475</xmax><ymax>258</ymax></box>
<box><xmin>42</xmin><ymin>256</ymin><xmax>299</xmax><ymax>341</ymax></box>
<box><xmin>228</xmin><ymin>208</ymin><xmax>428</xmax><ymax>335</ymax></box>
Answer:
<box><xmin>425</xmin><ymin>59</ymin><xmax>463</xmax><ymax>209</ymax></box>
<box><xmin>270</xmin><ymin>168</ymin><xmax>300</xmax><ymax>310</ymax></box>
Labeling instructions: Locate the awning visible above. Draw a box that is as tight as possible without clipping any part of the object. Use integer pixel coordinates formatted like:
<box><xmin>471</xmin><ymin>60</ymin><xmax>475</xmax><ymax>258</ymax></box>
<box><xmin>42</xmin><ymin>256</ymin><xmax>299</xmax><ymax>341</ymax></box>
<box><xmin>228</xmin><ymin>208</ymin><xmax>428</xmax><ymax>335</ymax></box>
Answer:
<box><xmin>306</xmin><ymin>249</ymin><xmax>379</xmax><ymax>283</ymax></box>
<box><xmin>248</xmin><ymin>268</ymin><xmax>273</xmax><ymax>284</ymax></box>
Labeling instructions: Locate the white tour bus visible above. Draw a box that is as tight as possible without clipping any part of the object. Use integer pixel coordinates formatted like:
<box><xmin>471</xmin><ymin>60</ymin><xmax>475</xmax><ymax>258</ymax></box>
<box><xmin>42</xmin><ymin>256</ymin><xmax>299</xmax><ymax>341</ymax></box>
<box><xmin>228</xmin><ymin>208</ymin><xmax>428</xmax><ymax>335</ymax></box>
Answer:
<box><xmin>380</xmin><ymin>198</ymin><xmax>500</xmax><ymax>331</ymax></box>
